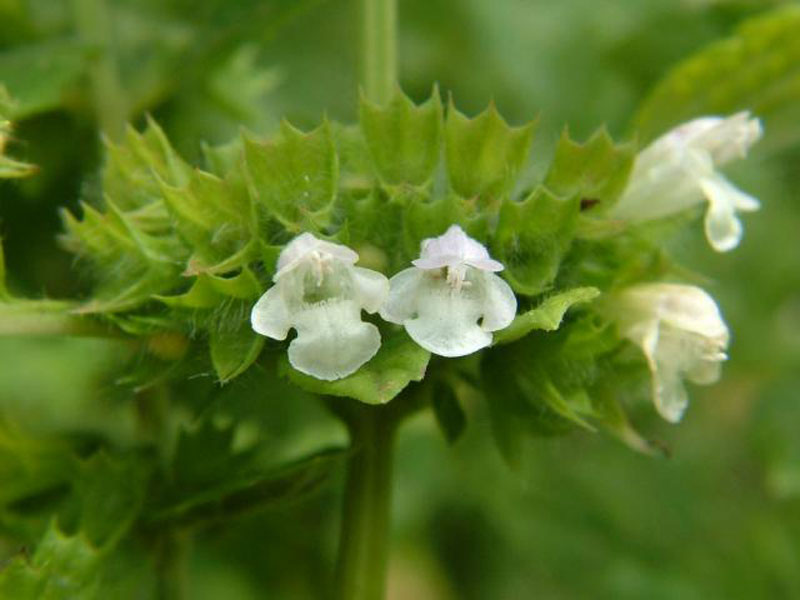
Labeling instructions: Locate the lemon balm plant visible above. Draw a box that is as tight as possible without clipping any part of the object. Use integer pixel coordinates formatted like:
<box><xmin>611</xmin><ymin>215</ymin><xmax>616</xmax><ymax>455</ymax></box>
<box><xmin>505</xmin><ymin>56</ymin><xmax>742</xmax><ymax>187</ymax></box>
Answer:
<box><xmin>1</xmin><ymin>1</ymin><xmax>799</xmax><ymax>599</ymax></box>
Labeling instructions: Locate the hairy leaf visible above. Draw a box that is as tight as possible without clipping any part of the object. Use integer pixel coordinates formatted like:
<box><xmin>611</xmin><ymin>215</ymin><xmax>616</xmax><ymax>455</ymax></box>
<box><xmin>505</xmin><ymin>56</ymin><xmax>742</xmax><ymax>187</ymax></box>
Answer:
<box><xmin>360</xmin><ymin>87</ymin><xmax>443</xmax><ymax>186</ymax></box>
<box><xmin>633</xmin><ymin>6</ymin><xmax>800</xmax><ymax>151</ymax></box>
<box><xmin>445</xmin><ymin>101</ymin><xmax>536</xmax><ymax>201</ymax></box>
<box><xmin>281</xmin><ymin>328</ymin><xmax>430</xmax><ymax>405</ymax></box>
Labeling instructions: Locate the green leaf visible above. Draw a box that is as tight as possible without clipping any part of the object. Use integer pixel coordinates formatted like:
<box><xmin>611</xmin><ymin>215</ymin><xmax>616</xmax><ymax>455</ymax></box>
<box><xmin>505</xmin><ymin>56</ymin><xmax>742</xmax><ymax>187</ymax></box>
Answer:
<box><xmin>493</xmin><ymin>187</ymin><xmax>580</xmax><ymax>295</ymax></box>
<box><xmin>632</xmin><ymin>6</ymin><xmax>800</xmax><ymax>151</ymax></box>
<box><xmin>431</xmin><ymin>382</ymin><xmax>467</xmax><ymax>444</ymax></box>
<box><xmin>445</xmin><ymin>101</ymin><xmax>536</xmax><ymax>201</ymax></box>
<box><xmin>169</xmin><ymin>417</ymin><xmax>257</xmax><ymax>493</ymax></box>
<box><xmin>0</xmin><ymin>88</ymin><xmax>37</xmax><ymax>179</ymax></box>
<box><xmin>0</xmin><ymin>522</ymin><xmax>101</xmax><ymax>600</ymax></box>
<box><xmin>67</xmin><ymin>453</ymin><xmax>147</xmax><ymax>548</ymax></box>
<box><xmin>209</xmin><ymin>317</ymin><xmax>265</xmax><ymax>383</ymax></box>
<box><xmin>281</xmin><ymin>328</ymin><xmax>430</xmax><ymax>405</ymax></box>
<box><xmin>494</xmin><ymin>287</ymin><xmax>600</xmax><ymax>345</ymax></box>
<box><xmin>0</xmin><ymin>40</ymin><xmax>88</xmax><ymax>119</ymax></box>
<box><xmin>159</xmin><ymin>168</ymin><xmax>256</xmax><ymax>272</ymax></box>
<box><xmin>359</xmin><ymin>87</ymin><xmax>443</xmax><ymax>186</ymax></box>
<box><xmin>150</xmin><ymin>448</ymin><xmax>345</xmax><ymax>528</ymax></box>
<box><xmin>543</xmin><ymin>128</ymin><xmax>635</xmax><ymax>209</ymax></box>
<box><xmin>104</xmin><ymin>118</ymin><xmax>192</xmax><ymax>211</ymax></box>
<box><xmin>244</xmin><ymin>120</ymin><xmax>338</xmax><ymax>232</ymax></box>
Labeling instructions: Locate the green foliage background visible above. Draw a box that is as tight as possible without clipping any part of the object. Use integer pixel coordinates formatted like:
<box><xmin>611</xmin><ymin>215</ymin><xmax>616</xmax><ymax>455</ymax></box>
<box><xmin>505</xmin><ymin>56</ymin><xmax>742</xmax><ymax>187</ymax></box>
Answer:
<box><xmin>1</xmin><ymin>0</ymin><xmax>799</xmax><ymax>598</ymax></box>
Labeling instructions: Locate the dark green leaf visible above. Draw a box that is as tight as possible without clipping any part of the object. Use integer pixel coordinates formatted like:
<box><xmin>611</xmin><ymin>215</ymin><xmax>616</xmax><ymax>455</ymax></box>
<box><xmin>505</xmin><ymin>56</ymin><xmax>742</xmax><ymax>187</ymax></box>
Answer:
<box><xmin>431</xmin><ymin>382</ymin><xmax>467</xmax><ymax>444</ymax></box>
<box><xmin>493</xmin><ymin>188</ymin><xmax>580</xmax><ymax>295</ymax></box>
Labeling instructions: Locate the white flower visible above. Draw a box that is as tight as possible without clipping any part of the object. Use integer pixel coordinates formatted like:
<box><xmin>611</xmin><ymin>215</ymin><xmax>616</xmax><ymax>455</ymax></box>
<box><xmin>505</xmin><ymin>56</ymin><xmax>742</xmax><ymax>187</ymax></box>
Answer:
<box><xmin>380</xmin><ymin>225</ymin><xmax>517</xmax><ymax>357</ymax></box>
<box><xmin>250</xmin><ymin>233</ymin><xmax>389</xmax><ymax>381</ymax></box>
<box><xmin>608</xmin><ymin>283</ymin><xmax>730</xmax><ymax>423</ymax></box>
<box><xmin>611</xmin><ymin>112</ymin><xmax>762</xmax><ymax>252</ymax></box>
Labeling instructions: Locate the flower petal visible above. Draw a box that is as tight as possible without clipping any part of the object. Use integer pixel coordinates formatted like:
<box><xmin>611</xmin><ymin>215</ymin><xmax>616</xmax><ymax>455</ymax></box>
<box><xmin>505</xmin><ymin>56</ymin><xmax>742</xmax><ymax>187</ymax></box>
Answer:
<box><xmin>651</xmin><ymin>358</ymin><xmax>690</xmax><ymax>423</ymax></box>
<box><xmin>403</xmin><ymin>278</ymin><xmax>492</xmax><ymax>357</ymax></box>
<box><xmin>379</xmin><ymin>267</ymin><xmax>424</xmax><ymax>324</ymax></box>
<box><xmin>351</xmin><ymin>266</ymin><xmax>389</xmax><ymax>314</ymax></box>
<box><xmin>700</xmin><ymin>175</ymin><xmax>757</xmax><ymax>252</ymax></box>
<box><xmin>288</xmin><ymin>299</ymin><xmax>381</xmax><ymax>380</ymax></box>
<box><xmin>251</xmin><ymin>286</ymin><xmax>292</xmax><ymax>340</ymax></box>
<box><xmin>478</xmin><ymin>272</ymin><xmax>517</xmax><ymax>332</ymax></box>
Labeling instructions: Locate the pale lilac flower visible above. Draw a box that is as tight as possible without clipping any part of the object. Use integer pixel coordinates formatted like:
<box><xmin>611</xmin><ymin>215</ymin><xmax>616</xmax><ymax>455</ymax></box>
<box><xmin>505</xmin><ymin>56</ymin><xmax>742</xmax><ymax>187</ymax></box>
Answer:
<box><xmin>380</xmin><ymin>225</ymin><xmax>516</xmax><ymax>357</ymax></box>
<box><xmin>611</xmin><ymin>112</ymin><xmax>762</xmax><ymax>252</ymax></box>
<box><xmin>251</xmin><ymin>233</ymin><xmax>389</xmax><ymax>381</ymax></box>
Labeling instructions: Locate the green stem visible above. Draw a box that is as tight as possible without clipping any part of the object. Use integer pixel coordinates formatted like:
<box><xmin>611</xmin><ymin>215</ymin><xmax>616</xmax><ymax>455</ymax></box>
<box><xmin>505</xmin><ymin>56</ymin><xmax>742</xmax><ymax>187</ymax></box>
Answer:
<box><xmin>0</xmin><ymin>300</ymin><xmax>127</xmax><ymax>338</ymax></box>
<box><xmin>335</xmin><ymin>404</ymin><xmax>397</xmax><ymax>600</ymax></box>
<box><xmin>361</xmin><ymin>0</ymin><xmax>397</xmax><ymax>104</ymax></box>
<box><xmin>155</xmin><ymin>529</ymin><xmax>190</xmax><ymax>600</ymax></box>
<box><xmin>73</xmin><ymin>0</ymin><xmax>127</xmax><ymax>140</ymax></box>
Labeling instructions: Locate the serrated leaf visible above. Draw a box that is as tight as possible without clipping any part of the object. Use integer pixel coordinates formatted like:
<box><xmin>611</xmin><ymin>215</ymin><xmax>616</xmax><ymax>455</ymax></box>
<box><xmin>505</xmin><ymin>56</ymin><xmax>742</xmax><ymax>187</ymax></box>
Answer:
<box><xmin>209</xmin><ymin>317</ymin><xmax>265</xmax><ymax>383</ymax></box>
<box><xmin>150</xmin><ymin>448</ymin><xmax>345</xmax><ymax>528</ymax></box>
<box><xmin>170</xmin><ymin>417</ymin><xmax>257</xmax><ymax>493</ymax></box>
<box><xmin>244</xmin><ymin>120</ymin><xmax>338</xmax><ymax>232</ymax></box>
<box><xmin>0</xmin><ymin>90</ymin><xmax>37</xmax><ymax>178</ymax></box>
<box><xmin>66</xmin><ymin>453</ymin><xmax>146</xmax><ymax>548</ymax></box>
<box><xmin>360</xmin><ymin>87</ymin><xmax>443</xmax><ymax>186</ymax></box>
<box><xmin>445</xmin><ymin>101</ymin><xmax>536</xmax><ymax>201</ymax></box>
<box><xmin>0</xmin><ymin>522</ymin><xmax>101</xmax><ymax>600</ymax></box>
<box><xmin>544</xmin><ymin>128</ymin><xmax>635</xmax><ymax>209</ymax></box>
<box><xmin>159</xmin><ymin>168</ymin><xmax>256</xmax><ymax>271</ymax></box>
<box><xmin>281</xmin><ymin>328</ymin><xmax>430</xmax><ymax>405</ymax></box>
<box><xmin>494</xmin><ymin>287</ymin><xmax>600</xmax><ymax>345</ymax></box>
<box><xmin>431</xmin><ymin>382</ymin><xmax>467</xmax><ymax>444</ymax></box>
<box><xmin>104</xmin><ymin>118</ymin><xmax>192</xmax><ymax>211</ymax></box>
<box><xmin>493</xmin><ymin>187</ymin><xmax>580</xmax><ymax>295</ymax></box>
<box><xmin>632</xmin><ymin>6</ymin><xmax>800</xmax><ymax>151</ymax></box>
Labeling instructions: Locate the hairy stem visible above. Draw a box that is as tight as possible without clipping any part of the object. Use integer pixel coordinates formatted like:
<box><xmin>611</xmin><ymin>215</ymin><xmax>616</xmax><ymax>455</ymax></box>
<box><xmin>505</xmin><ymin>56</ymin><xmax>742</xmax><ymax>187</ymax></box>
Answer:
<box><xmin>361</xmin><ymin>0</ymin><xmax>397</xmax><ymax>104</ymax></box>
<box><xmin>0</xmin><ymin>301</ymin><xmax>127</xmax><ymax>338</ymax></box>
<box><xmin>334</xmin><ymin>404</ymin><xmax>397</xmax><ymax>600</ymax></box>
<box><xmin>73</xmin><ymin>0</ymin><xmax>127</xmax><ymax>140</ymax></box>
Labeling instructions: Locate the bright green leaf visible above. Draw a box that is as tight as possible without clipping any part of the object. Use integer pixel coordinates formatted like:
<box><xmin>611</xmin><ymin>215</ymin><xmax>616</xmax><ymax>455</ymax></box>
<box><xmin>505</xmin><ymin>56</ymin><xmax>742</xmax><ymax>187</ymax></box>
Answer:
<box><xmin>0</xmin><ymin>522</ymin><xmax>101</xmax><ymax>600</ymax></box>
<box><xmin>544</xmin><ymin>128</ymin><xmax>635</xmax><ymax>209</ymax></box>
<box><xmin>359</xmin><ymin>87</ymin><xmax>443</xmax><ymax>186</ymax></box>
<box><xmin>445</xmin><ymin>101</ymin><xmax>536</xmax><ymax>201</ymax></box>
<box><xmin>633</xmin><ymin>6</ymin><xmax>800</xmax><ymax>151</ymax></box>
<box><xmin>0</xmin><ymin>40</ymin><xmax>88</xmax><ymax>119</ymax></box>
<box><xmin>244</xmin><ymin>120</ymin><xmax>338</xmax><ymax>232</ymax></box>
<box><xmin>493</xmin><ymin>187</ymin><xmax>580</xmax><ymax>295</ymax></box>
<box><xmin>494</xmin><ymin>287</ymin><xmax>600</xmax><ymax>345</ymax></box>
<box><xmin>209</xmin><ymin>318</ymin><xmax>265</xmax><ymax>383</ymax></box>
<box><xmin>281</xmin><ymin>328</ymin><xmax>430</xmax><ymax>405</ymax></box>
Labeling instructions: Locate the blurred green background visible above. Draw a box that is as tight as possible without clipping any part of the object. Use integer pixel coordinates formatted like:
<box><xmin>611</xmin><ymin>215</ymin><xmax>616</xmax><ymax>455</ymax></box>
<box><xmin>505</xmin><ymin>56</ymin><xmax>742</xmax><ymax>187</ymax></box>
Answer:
<box><xmin>1</xmin><ymin>0</ymin><xmax>799</xmax><ymax>598</ymax></box>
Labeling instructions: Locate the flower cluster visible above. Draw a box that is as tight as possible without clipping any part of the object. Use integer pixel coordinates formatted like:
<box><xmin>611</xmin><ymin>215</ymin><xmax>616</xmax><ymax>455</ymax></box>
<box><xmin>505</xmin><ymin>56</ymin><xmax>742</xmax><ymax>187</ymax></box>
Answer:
<box><xmin>251</xmin><ymin>226</ymin><xmax>516</xmax><ymax>379</ymax></box>
<box><xmin>251</xmin><ymin>111</ymin><xmax>756</xmax><ymax>423</ymax></box>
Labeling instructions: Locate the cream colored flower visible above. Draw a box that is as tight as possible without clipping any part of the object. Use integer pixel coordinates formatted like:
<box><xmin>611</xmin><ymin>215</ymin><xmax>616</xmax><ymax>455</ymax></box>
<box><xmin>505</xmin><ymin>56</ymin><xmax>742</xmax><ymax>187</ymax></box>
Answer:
<box><xmin>611</xmin><ymin>112</ymin><xmax>762</xmax><ymax>252</ymax></box>
<box><xmin>380</xmin><ymin>225</ymin><xmax>517</xmax><ymax>357</ymax></box>
<box><xmin>251</xmin><ymin>233</ymin><xmax>389</xmax><ymax>381</ymax></box>
<box><xmin>608</xmin><ymin>283</ymin><xmax>729</xmax><ymax>422</ymax></box>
